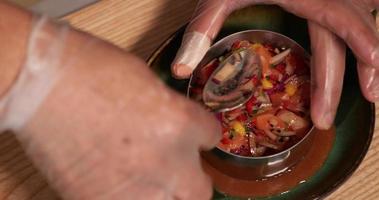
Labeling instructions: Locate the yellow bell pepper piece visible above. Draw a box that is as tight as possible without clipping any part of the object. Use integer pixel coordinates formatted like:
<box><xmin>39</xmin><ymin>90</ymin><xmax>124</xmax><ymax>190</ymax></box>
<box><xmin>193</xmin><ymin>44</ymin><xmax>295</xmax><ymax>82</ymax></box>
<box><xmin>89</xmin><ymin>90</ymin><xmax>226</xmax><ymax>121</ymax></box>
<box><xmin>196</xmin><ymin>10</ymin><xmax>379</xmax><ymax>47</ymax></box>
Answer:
<box><xmin>262</xmin><ymin>78</ymin><xmax>273</xmax><ymax>89</ymax></box>
<box><xmin>285</xmin><ymin>83</ymin><xmax>298</xmax><ymax>96</ymax></box>
<box><xmin>230</xmin><ymin>121</ymin><xmax>246</xmax><ymax>136</ymax></box>
<box><xmin>250</xmin><ymin>43</ymin><xmax>263</xmax><ymax>50</ymax></box>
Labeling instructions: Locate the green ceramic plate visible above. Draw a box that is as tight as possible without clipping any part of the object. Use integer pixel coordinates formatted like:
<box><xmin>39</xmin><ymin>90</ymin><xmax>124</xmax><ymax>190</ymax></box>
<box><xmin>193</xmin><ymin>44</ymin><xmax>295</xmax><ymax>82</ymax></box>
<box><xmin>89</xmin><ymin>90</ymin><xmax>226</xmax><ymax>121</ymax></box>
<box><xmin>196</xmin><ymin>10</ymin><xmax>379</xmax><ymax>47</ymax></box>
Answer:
<box><xmin>147</xmin><ymin>5</ymin><xmax>375</xmax><ymax>200</ymax></box>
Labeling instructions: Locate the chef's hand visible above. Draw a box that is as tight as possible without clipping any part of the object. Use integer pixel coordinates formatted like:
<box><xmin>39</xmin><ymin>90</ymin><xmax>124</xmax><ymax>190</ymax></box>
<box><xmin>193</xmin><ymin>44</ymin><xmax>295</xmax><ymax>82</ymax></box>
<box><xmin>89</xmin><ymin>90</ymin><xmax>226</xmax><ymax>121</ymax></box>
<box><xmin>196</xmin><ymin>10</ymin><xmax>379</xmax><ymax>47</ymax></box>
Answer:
<box><xmin>0</xmin><ymin>2</ymin><xmax>220</xmax><ymax>200</ymax></box>
<box><xmin>172</xmin><ymin>0</ymin><xmax>379</xmax><ymax>130</ymax></box>
<box><xmin>18</xmin><ymin>24</ymin><xmax>221</xmax><ymax>200</ymax></box>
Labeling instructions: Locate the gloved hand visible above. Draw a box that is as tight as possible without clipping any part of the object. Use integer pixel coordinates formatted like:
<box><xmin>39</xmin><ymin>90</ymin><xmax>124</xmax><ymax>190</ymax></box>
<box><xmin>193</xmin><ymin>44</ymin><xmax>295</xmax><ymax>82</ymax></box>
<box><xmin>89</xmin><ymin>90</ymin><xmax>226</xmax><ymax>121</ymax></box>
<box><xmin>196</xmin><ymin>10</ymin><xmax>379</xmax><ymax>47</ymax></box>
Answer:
<box><xmin>172</xmin><ymin>0</ymin><xmax>379</xmax><ymax>130</ymax></box>
<box><xmin>17</xmin><ymin>47</ymin><xmax>221</xmax><ymax>200</ymax></box>
<box><xmin>0</xmin><ymin>2</ymin><xmax>220</xmax><ymax>200</ymax></box>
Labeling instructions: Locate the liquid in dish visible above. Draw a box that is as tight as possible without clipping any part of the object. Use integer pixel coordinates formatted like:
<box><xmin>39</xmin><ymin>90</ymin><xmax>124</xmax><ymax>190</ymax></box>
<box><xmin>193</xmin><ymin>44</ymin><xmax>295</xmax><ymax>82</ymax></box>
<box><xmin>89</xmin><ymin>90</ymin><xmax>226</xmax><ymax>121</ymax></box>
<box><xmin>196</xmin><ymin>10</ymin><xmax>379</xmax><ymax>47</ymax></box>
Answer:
<box><xmin>190</xmin><ymin>40</ymin><xmax>312</xmax><ymax>157</ymax></box>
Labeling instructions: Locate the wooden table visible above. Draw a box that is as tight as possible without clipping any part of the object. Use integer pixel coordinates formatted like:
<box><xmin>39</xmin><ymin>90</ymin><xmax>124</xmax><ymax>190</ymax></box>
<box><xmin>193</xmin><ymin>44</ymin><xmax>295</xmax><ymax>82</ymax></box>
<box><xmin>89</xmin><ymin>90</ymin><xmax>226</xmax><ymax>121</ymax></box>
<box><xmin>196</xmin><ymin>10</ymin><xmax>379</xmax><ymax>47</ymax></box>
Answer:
<box><xmin>0</xmin><ymin>0</ymin><xmax>378</xmax><ymax>199</ymax></box>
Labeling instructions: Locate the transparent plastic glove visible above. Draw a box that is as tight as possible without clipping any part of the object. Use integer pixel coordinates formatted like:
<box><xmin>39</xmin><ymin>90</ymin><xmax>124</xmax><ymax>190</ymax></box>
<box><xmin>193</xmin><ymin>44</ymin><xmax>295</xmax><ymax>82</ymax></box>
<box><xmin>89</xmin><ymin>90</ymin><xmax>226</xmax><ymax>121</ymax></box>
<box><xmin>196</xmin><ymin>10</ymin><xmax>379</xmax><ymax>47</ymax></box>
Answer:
<box><xmin>0</xmin><ymin>8</ymin><xmax>221</xmax><ymax>200</ymax></box>
<box><xmin>35</xmin><ymin>57</ymin><xmax>222</xmax><ymax>200</ymax></box>
<box><xmin>357</xmin><ymin>14</ymin><xmax>379</xmax><ymax>102</ymax></box>
<box><xmin>172</xmin><ymin>0</ymin><xmax>379</xmax><ymax>130</ymax></box>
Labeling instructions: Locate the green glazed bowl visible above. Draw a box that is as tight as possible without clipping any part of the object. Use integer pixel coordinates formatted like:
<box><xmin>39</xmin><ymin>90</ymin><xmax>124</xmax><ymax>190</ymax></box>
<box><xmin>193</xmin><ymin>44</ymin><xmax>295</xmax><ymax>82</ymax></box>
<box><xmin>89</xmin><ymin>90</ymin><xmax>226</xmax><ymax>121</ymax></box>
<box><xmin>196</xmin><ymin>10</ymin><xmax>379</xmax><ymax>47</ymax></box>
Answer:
<box><xmin>147</xmin><ymin>5</ymin><xmax>375</xmax><ymax>200</ymax></box>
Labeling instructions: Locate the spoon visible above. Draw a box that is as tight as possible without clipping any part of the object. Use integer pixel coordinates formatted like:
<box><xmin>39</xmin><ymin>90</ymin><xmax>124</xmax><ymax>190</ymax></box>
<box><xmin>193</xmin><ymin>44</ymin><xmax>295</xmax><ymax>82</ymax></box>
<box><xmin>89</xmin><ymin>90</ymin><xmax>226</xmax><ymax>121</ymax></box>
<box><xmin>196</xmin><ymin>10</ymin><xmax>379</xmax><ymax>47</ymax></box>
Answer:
<box><xmin>201</xmin><ymin>48</ymin><xmax>262</xmax><ymax>112</ymax></box>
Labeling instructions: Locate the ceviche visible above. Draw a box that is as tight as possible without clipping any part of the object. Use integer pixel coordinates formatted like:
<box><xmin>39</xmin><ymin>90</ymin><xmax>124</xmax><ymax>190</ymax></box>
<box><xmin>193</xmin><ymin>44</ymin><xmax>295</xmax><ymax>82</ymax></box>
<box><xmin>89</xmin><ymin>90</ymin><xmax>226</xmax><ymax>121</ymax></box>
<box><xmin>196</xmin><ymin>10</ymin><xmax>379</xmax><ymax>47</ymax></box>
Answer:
<box><xmin>190</xmin><ymin>40</ymin><xmax>312</xmax><ymax>157</ymax></box>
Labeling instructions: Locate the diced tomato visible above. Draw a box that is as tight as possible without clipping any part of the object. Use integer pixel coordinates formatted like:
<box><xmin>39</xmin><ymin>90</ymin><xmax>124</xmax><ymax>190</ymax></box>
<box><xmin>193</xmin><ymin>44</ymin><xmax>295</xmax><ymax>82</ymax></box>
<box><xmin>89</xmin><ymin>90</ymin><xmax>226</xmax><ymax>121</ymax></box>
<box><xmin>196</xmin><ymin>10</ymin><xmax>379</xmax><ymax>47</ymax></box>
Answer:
<box><xmin>283</xmin><ymin>95</ymin><xmax>304</xmax><ymax>112</ymax></box>
<box><xmin>251</xmin><ymin>117</ymin><xmax>257</xmax><ymax>125</ymax></box>
<box><xmin>221</xmin><ymin>137</ymin><xmax>231</xmax><ymax>145</ymax></box>
<box><xmin>254</xmin><ymin>131</ymin><xmax>267</xmax><ymax>142</ymax></box>
<box><xmin>280</xmin><ymin>80</ymin><xmax>310</xmax><ymax>112</ymax></box>
<box><xmin>231</xmin><ymin>40</ymin><xmax>251</xmax><ymax>50</ymax></box>
<box><xmin>251</xmin><ymin>75</ymin><xmax>260</xmax><ymax>86</ymax></box>
<box><xmin>286</xmin><ymin>54</ymin><xmax>309</xmax><ymax>76</ymax></box>
<box><xmin>222</xmin><ymin>126</ymin><xmax>229</xmax><ymax>134</ymax></box>
<box><xmin>246</xmin><ymin>96</ymin><xmax>257</xmax><ymax>114</ymax></box>
<box><xmin>230</xmin><ymin>144</ymin><xmax>251</xmax><ymax>156</ymax></box>
<box><xmin>256</xmin><ymin>113</ymin><xmax>286</xmax><ymax>131</ymax></box>
<box><xmin>269</xmin><ymin>69</ymin><xmax>283</xmax><ymax>82</ymax></box>
<box><xmin>228</xmin><ymin>135</ymin><xmax>250</xmax><ymax>155</ymax></box>
<box><xmin>236</xmin><ymin>114</ymin><xmax>248</xmax><ymax>122</ymax></box>
<box><xmin>269</xmin><ymin>92</ymin><xmax>287</xmax><ymax>107</ymax></box>
<box><xmin>298</xmin><ymin>81</ymin><xmax>311</xmax><ymax>107</ymax></box>
<box><xmin>264</xmin><ymin>44</ymin><xmax>275</xmax><ymax>56</ymax></box>
<box><xmin>269</xmin><ymin>73</ymin><xmax>279</xmax><ymax>82</ymax></box>
<box><xmin>275</xmin><ymin>63</ymin><xmax>286</xmax><ymax>74</ymax></box>
<box><xmin>231</xmin><ymin>40</ymin><xmax>242</xmax><ymax>50</ymax></box>
<box><xmin>197</xmin><ymin>59</ymin><xmax>219</xmax><ymax>85</ymax></box>
<box><xmin>224</xmin><ymin>135</ymin><xmax>249</xmax><ymax>150</ymax></box>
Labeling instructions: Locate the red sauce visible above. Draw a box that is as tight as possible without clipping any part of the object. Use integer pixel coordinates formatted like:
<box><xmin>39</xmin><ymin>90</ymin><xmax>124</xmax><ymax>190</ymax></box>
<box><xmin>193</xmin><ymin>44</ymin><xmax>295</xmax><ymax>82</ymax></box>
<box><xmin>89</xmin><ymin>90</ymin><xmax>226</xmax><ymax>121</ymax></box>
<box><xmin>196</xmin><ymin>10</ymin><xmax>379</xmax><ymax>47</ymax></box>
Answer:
<box><xmin>201</xmin><ymin>127</ymin><xmax>335</xmax><ymax>198</ymax></box>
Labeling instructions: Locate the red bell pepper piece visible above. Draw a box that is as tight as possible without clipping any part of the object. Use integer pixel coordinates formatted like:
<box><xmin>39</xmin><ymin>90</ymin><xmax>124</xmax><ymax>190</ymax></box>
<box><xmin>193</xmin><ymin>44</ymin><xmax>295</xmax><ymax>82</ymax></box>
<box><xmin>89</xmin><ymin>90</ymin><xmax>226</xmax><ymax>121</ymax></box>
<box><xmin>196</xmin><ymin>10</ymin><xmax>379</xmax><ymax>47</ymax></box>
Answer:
<box><xmin>246</xmin><ymin>96</ymin><xmax>257</xmax><ymax>114</ymax></box>
<box><xmin>275</xmin><ymin>63</ymin><xmax>286</xmax><ymax>74</ymax></box>
<box><xmin>236</xmin><ymin>114</ymin><xmax>248</xmax><ymax>122</ymax></box>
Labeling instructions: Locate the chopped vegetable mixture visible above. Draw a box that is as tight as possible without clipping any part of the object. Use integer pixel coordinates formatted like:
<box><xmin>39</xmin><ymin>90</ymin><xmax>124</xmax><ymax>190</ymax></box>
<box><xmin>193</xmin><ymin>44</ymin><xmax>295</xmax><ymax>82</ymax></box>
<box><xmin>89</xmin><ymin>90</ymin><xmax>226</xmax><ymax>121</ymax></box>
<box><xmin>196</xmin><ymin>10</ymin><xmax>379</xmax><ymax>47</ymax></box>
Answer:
<box><xmin>190</xmin><ymin>40</ymin><xmax>312</xmax><ymax>157</ymax></box>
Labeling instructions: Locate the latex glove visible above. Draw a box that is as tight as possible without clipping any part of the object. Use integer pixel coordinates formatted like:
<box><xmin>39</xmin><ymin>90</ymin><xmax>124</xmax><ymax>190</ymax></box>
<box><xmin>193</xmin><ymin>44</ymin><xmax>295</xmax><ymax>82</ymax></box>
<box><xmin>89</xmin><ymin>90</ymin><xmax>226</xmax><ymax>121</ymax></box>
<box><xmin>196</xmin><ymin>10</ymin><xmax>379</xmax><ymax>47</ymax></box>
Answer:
<box><xmin>0</xmin><ymin>3</ymin><xmax>220</xmax><ymax>200</ymax></box>
<box><xmin>20</xmin><ymin>29</ymin><xmax>219</xmax><ymax>200</ymax></box>
<box><xmin>13</xmin><ymin>50</ymin><xmax>220</xmax><ymax>200</ymax></box>
<box><xmin>172</xmin><ymin>0</ymin><xmax>379</xmax><ymax>130</ymax></box>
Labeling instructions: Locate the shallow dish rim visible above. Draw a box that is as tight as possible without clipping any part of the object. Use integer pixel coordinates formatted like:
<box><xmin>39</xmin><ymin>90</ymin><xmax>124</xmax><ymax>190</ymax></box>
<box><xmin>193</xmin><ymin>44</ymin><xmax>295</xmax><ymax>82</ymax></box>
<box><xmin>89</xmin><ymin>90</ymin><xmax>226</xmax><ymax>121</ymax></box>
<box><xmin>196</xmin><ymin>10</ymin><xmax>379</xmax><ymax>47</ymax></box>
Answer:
<box><xmin>146</xmin><ymin>25</ymin><xmax>376</xmax><ymax>199</ymax></box>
